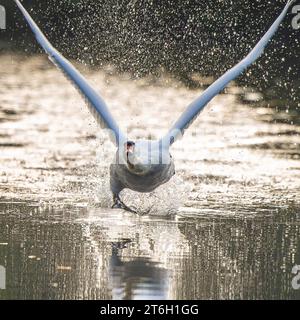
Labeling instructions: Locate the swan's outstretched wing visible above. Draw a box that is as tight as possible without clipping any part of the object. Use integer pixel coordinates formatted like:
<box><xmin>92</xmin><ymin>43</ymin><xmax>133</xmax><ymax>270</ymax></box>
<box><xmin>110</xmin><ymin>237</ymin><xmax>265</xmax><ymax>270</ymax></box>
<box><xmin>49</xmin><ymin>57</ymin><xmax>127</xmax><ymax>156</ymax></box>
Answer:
<box><xmin>15</xmin><ymin>0</ymin><xmax>126</xmax><ymax>145</ymax></box>
<box><xmin>163</xmin><ymin>0</ymin><xmax>294</xmax><ymax>145</ymax></box>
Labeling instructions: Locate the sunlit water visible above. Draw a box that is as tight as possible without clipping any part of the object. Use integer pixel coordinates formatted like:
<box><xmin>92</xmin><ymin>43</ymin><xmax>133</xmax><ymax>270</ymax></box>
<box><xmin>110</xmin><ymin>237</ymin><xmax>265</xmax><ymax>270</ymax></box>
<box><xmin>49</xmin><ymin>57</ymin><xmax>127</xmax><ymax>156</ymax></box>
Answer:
<box><xmin>0</xmin><ymin>54</ymin><xmax>299</xmax><ymax>299</ymax></box>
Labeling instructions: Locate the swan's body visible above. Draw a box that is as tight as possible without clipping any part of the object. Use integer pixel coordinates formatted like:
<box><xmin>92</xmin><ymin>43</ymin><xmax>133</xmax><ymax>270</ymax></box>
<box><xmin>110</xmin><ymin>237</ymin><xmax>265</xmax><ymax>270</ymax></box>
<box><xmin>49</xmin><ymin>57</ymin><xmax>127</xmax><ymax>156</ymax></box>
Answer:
<box><xmin>110</xmin><ymin>139</ymin><xmax>175</xmax><ymax>211</ymax></box>
<box><xmin>111</xmin><ymin>139</ymin><xmax>175</xmax><ymax>192</ymax></box>
<box><xmin>14</xmin><ymin>0</ymin><xmax>295</xmax><ymax>213</ymax></box>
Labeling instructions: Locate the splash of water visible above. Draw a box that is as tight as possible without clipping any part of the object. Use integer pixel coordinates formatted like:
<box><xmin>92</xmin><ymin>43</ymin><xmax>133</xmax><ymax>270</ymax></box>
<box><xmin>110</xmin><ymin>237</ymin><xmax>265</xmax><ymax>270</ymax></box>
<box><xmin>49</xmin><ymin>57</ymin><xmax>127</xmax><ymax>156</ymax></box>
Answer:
<box><xmin>88</xmin><ymin>134</ymin><xmax>190</xmax><ymax>215</ymax></box>
<box><xmin>120</xmin><ymin>175</ymin><xmax>189</xmax><ymax>216</ymax></box>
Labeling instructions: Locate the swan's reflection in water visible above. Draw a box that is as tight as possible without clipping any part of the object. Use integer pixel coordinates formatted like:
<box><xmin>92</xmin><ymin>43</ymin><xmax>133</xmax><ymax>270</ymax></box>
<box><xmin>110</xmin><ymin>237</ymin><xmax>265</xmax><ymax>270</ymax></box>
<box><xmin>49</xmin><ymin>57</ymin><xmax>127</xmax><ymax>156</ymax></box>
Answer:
<box><xmin>79</xmin><ymin>209</ymin><xmax>188</xmax><ymax>300</ymax></box>
<box><xmin>0</xmin><ymin>204</ymin><xmax>189</xmax><ymax>300</ymax></box>
<box><xmin>109</xmin><ymin>241</ymin><xmax>168</xmax><ymax>300</ymax></box>
<box><xmin>0</xmin><ymin>203</ymin><xmax>300</xmax><ymax>300</ymax></box>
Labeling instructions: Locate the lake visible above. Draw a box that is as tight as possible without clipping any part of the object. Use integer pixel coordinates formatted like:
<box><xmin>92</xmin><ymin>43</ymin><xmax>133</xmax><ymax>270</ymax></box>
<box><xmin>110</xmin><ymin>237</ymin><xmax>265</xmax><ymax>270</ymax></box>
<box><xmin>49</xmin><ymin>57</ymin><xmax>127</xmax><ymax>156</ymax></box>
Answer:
<box><xmin>0</xmin><ymin>54</ymin><xmax>299</xmax><ymax>299</ymax></box>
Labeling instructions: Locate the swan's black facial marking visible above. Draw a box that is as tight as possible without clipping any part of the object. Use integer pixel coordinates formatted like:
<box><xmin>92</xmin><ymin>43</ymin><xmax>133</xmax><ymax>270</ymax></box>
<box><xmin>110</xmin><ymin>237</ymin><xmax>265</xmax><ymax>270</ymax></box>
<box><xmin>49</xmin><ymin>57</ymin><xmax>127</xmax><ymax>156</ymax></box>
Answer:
<box><xmin>125</xmin><ymin>141</ymin><xmax>135</xmax><ymax>169</ymax></box>
<box><xmin>123</xmin><ymin>140</ymin><xmax>173</xmax><ymax>177</ymax></box>
<box><xmin>125</xmin><ymin>141</ymin><xmax>135</xmax><ymax>152</ymax></box>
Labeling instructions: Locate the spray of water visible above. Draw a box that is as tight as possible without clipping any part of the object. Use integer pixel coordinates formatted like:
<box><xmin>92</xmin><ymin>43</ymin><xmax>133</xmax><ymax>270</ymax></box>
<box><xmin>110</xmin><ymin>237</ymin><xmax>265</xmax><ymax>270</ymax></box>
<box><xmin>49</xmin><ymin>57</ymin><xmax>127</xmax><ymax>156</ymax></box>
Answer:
<box><xmin>86</xmin><ymin>132</ymin><xmax>190</xmax><ymax>215</ymax></box>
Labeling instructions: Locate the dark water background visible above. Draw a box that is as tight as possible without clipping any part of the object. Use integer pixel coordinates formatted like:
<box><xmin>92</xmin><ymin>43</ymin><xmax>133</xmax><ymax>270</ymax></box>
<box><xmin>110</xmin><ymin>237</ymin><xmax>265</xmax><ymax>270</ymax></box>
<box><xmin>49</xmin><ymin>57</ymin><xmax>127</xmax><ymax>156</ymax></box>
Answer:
<box><xmin>1</xmin><ymin>0</ymin><xmax>300</xmax><ymax>107</ymax></box>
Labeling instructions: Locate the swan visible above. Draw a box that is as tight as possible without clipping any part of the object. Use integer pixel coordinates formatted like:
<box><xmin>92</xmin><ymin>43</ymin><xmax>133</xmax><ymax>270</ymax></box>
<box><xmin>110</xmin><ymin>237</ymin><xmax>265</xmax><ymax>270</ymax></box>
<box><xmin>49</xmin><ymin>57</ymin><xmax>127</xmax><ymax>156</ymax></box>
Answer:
<box><xmin>14</xmin><ymin>0</ymin><xmax>295</xmax><ymax>213</ymax></box>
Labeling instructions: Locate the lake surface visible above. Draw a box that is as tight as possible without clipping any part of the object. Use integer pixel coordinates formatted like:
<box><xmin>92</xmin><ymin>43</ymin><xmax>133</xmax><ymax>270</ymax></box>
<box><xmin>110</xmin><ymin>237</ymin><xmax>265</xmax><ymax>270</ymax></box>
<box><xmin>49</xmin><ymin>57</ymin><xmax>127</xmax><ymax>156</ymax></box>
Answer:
<box><xmin>0</xmin><ymin>54</ymin><xmax>299</xmax><ymax>299</ymax></box>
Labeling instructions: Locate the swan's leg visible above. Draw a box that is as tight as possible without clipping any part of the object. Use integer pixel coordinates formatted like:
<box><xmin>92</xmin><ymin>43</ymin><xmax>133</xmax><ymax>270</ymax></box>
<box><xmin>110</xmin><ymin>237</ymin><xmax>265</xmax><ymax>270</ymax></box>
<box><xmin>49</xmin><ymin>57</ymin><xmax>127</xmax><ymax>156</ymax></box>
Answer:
<box><xmin>110</xmin><ymin>167</ymin><xmax>138</xmax><ymax>214</ymax></box>
<box><xmin>112</xmin><ymin>193</ymin><xmax>137</xmax><ymax>214</ymax></box>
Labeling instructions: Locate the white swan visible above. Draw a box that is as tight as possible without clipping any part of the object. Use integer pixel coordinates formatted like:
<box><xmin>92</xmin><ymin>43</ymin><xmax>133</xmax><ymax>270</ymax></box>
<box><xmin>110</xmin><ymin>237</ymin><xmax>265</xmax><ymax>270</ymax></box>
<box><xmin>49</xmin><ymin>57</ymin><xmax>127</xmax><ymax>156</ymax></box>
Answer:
<box><xmin>14</xmin><ymin>0</ymin><xmax>295</xmax><ymax>213</ymax></box>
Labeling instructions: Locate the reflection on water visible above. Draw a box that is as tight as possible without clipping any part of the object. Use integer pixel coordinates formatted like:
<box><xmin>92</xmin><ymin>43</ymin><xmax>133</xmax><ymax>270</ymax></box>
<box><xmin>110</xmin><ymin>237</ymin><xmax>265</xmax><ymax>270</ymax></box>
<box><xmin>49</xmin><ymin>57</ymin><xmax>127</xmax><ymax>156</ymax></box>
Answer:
<box><xmin>0</xmin><ymin>202</ymin><xmax>299</xmax><ymax>300</ymax></box>
<box><xmin>0</xmin><ymin>54</ymin><xmax>300</xmax><ymax>299</ymax></box>
<box><xmin>109</xmin><ymin>241</ymin><xmax>168</xmax><ymax>300</ymax></box>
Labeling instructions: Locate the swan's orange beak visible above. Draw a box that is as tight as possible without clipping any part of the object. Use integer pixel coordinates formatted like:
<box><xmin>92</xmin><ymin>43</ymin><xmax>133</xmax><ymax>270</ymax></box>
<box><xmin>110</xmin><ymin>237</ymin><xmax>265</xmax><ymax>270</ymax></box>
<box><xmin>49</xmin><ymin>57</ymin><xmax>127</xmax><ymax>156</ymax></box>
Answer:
<box><xmin>125</xmin><ymin>141</ymin><xmax>135</xmax><ymax>154</ymax></box>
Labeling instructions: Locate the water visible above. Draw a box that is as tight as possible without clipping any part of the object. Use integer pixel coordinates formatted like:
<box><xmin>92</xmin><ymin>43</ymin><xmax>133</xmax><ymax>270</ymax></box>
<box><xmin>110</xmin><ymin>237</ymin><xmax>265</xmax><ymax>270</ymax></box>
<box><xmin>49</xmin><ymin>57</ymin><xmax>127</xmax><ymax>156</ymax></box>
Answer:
<box><xmin>0</xmin><ymin>54</ymin><xmax>300</xmax><ymax>299</ymax></box>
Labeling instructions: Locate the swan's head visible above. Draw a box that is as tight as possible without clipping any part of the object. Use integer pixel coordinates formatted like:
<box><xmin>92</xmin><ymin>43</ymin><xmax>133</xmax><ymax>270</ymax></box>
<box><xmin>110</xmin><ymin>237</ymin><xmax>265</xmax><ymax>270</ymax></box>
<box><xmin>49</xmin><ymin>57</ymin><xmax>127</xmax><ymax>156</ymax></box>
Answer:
<box><xmin>122</xmin><ymin>140</ymin><xmax>171</xmax><ymax>175</ymax></box>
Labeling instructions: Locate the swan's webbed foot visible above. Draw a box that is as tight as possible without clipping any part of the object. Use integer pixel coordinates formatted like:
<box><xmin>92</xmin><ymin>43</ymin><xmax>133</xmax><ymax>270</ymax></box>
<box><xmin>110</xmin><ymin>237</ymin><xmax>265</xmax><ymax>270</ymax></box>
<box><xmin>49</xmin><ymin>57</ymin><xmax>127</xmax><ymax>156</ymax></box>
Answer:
<box><xmin>112</xmin><ymin>194</ymin><xmax>138</xmax><ymax>214</ymax></box>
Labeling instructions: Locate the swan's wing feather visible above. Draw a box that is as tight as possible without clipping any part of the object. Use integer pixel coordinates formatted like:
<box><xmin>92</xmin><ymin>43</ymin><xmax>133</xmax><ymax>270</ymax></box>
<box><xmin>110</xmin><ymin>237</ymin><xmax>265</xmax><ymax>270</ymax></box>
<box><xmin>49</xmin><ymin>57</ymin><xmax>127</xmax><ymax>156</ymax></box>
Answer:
<box><xmin>164</xmin><ymin>0</ymin><xmax>294</xmax><ymax>145</ymax></box>
<box><xmin>15</xmin><ymin>0</ymin><xmax>125</xmax><ymax>145</ymax></box>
